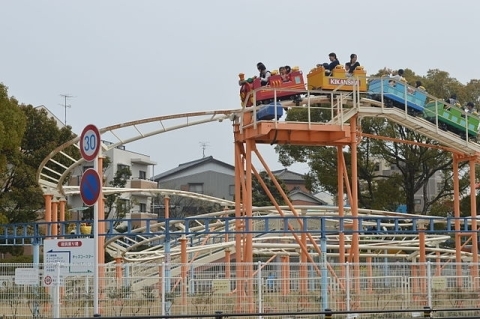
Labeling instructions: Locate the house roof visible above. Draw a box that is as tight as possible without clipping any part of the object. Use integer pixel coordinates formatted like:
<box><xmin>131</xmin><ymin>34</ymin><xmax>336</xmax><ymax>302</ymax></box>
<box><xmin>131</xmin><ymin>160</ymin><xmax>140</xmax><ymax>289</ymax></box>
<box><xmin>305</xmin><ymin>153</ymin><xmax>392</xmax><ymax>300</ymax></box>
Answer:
<box><xmin>153</xmin><ymin>156</ymin><xmax>235</xmax><ymax>180</ymax></box>
<box><xmin>289</xmin><ymin>188</ymin><xmax>328</xmax><ymax>205</ymax></box>
<box><xmin>272</xmin><ymin>168</ymin><xmax>305</xmax><ymax>182</ymax></box>
<box><xmin>35</xmin><ymin>105</ymin><xmax>65</xmax><ymax>127</ymax></box>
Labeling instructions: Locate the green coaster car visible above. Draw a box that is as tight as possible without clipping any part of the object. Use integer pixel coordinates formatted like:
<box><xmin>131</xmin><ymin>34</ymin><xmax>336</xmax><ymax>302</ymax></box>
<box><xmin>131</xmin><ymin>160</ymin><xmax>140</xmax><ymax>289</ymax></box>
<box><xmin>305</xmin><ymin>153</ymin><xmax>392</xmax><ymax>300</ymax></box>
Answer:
<box><xmin>424</xmin><ymin>100</ymin><xmax>480</xmax><ymax>139</ymax></box>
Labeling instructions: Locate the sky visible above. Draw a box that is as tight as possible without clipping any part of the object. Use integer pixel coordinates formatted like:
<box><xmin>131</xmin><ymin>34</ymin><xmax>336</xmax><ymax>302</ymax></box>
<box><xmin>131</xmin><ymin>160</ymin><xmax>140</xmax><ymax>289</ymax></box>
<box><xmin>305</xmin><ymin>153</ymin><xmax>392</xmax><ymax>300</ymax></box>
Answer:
<box><xmin>2</xmin><ymin>0</ymin><xmax>480</xmax><ymax>176</ymax></box>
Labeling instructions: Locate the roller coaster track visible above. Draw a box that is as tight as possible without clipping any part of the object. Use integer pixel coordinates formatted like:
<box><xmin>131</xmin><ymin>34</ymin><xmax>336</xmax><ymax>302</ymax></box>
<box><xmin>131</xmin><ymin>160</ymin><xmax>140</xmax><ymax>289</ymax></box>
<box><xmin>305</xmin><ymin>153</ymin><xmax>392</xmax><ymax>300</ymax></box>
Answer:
<box><xmin>102</xmin><ymin>205</ymin><xmax>458</xmax><ymax>292</ymax></box>
<box><xmin>349</xmin><ymin>98</ymin><xmax>480</xmax><ymax>156</ymax></box>
<box><xmin>35</xmin><ymin>87</ymin><xmax>480</xmax><ymax>292</ymax></box>
<box><xmin>37</xmin><ymin>110</ymin><xmax>238</xmax><ymax>197</ymax></box>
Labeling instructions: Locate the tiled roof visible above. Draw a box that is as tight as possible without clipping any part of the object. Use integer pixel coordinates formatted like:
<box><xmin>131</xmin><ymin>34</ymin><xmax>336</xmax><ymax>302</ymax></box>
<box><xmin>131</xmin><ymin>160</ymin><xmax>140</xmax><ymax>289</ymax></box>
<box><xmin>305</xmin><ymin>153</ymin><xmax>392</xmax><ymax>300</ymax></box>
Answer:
<box><xmin>289</xmin><ymin>188</ymin><xmax>328</xmax><ymax>205</ymax></box>
<box><xmin>272</xmin><ymin>168</ymin><xmax>305</xmax><ymax>181</ymax></box>
<box><xmin>153</xmin><ymin>156</ymin><xmax>234</xmax><ymax>180</ymax></box>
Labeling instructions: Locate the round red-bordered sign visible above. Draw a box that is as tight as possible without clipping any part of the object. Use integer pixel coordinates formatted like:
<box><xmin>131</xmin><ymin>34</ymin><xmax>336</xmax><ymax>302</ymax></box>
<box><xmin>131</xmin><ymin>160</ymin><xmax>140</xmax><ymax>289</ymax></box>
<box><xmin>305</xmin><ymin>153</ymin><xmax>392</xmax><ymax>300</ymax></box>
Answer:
<box><xmin>44</xmin><ymin>275</ymin><xmax>53</xmax><ymax>286</ymax></box>
<box><xmin>80</xmin><ymin>169</ymin><xmax>101</xmax><ymax>206</ymax></box>
<box><xmin>80</xmin><ymin>124</ymin><xmax>101</xmax><ymax>162</ymax></box>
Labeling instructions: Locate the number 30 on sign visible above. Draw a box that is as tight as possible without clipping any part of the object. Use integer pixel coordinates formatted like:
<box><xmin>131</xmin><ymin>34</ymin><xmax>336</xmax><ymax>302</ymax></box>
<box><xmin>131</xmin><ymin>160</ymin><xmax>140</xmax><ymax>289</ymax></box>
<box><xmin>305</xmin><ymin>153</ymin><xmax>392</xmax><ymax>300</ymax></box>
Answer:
<box><xmin>80</xmin><ymin>124</ymin><xmax>101</xmax><ymax>162</ymax></box>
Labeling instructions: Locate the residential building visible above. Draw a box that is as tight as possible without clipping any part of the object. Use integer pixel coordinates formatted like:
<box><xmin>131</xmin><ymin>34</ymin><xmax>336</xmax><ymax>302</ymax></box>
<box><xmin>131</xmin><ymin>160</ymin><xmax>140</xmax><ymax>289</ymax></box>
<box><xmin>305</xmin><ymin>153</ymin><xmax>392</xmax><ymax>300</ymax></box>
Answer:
<box><xmin>67</xmin><ymin>141</ymin><xmax>157</xmax><ymax>221</ymax></box>
<box><xmin>153</xmin><ymin>156</ymin><xmax>235</xmax><ymax>200</ymax></box>
<box><xmin>272</xmin><ymin>169</ymin><xmax>328</xmax><ymax>206</ymax></box>
<box><xmin>152</xmin><ymin>158</ymin><xmax>326</xmax><ymax>218</ymax></box>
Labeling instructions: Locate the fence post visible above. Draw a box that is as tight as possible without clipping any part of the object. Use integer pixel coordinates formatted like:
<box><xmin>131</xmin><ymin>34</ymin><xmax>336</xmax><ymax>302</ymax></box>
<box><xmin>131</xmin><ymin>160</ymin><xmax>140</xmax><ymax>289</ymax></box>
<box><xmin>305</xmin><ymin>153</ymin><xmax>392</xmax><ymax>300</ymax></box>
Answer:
<box><xmin>320</xmin><ymin>219</ymin><xmax>328</xmax><ymax>311</ymax></box>
<box><xmin>53</xmin><ymin>262</ymin><xmax>61</xmax><ymax>319</ymax></box>
<box><xmin>161</xmin><ymin>262</ymin><xmax>166</xmax><ymax>316</ymax></box>
<box><xmin>346</xmin><ymin>262</ymin><xmax>350</xmax><ymax>312</ymax></box>
<box><xmin>426</xmin><ymin>261</ymin><xmax>432</xmax><ymax>309</ymax></box>
<box><xmin>257</xmin><ymin>261</ymin><xmax>263</xmax><ymax>317</ymax></box>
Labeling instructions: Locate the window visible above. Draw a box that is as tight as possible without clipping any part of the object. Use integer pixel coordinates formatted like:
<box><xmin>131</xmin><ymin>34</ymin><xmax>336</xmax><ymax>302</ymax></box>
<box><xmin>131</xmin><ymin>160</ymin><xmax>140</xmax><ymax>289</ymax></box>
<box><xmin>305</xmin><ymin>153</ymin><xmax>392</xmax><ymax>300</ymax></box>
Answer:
<box><xmin>83</xmin><ymin>165</ymin><xmax>94</xmax><ymax>172</ymax></box>
<box><xmin>139</xmin><ymin>170</ymin><xmax>146</xmax><ymax>180</ymax></box>
<box><xmin>229</xmin><ymin>185</ymin><xmax>235</xmax><ymax>196</ymax></box>
<box><xmin>117</xmin><ymin>164</ymin><xmax>129</xmax><ymax>171</ymax></box>
<box><xmin>188</xmin><ymin>183</ymin><xmax>204</xmax><ymax>194</ymax></box>
<box><xmin>139</xmin><ymin>203</ymin><xmax>147</xmax><ymax>212</ymax></box>
<box><xmin>374</xmin><ymin>163</ymin><xmax>380</xmax><ymax>172</ymax></box>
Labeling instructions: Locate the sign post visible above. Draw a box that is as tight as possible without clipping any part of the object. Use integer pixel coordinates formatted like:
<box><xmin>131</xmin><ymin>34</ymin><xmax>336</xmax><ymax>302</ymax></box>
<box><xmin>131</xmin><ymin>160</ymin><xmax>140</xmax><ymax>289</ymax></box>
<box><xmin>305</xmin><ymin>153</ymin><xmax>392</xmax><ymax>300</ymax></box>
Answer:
<box><xmin>80</xmin><ymin>124</ymin><xmax>101</xmax><ymax>316</ymax></box>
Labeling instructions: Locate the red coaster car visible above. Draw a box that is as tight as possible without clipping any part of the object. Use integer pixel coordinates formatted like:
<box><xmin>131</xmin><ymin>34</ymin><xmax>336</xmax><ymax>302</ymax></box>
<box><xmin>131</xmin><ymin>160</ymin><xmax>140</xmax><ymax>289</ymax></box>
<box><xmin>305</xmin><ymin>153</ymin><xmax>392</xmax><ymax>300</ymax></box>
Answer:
<box><xmin>239</xmin><ymin>70</ymin><xmax>306</xmax><ymax>107</ymax></box>
<box><xmin>252</xmin><ymin>70</ymin><xmax>305</xmax><ymax>105</ymax></box>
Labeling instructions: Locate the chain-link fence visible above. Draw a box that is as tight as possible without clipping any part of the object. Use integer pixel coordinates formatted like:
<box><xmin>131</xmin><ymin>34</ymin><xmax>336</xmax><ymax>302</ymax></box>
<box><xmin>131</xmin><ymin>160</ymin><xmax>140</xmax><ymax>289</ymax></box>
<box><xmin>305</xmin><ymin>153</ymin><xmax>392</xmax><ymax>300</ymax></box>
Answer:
<box><xmin>0</xmin><ymin>262</ymin><xmax>479</xmax><ymax>318</ymax></box>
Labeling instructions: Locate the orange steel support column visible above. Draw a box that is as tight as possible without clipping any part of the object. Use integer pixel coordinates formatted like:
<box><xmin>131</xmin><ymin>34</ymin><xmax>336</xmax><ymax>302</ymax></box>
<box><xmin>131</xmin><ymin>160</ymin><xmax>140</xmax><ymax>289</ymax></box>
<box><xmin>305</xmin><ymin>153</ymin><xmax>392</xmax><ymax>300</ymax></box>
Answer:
<box><xmin>244</xmin><ymin>139</ymin><xmax>254</xmax><ymax>312</ymax></box>
<box><xmin>115</xmin><ymin>253</ymin><xmax>123</xmax><ymax>287</ymax></box>
<box><xmin>180</xmin><ymin>236</ymin><xmax>188</xmax><ymax>311</ymax></box>
<box><xmin>418</xmin><ymin>224</ymin><xmax>426</xmax><ymax>294</ymax></box>
<box><xmin>44</xmin><ymin>194</ymin><xmax>53</xmax><ymax>236</ymax></box>
<box><xmin>51</xmin><ymin>199</ymin><xmax>58</xmax><ymax>237</ymax></box>
<box><xmin>453</xmin><ymin>155</ymin><xmax>462</xmax><ymax>287</ymax></box>
<box><xmin>300</xmin><ymin>210</ymin><xmax>308</xmax><ymax>296</ymax></box>
<box><xmin>234</xmin><ymin>141</ymin><xmax>245</xmax><ymax>311</ymax></box>
<box><xmin>337</xmin><ymin>146</ymin><xmax>345</xmax><ymax>279</ymax></box>
<box><xmin>469</xmin><ymin>159</ymin><xmax>478</xmax><ymax>286</ymax></box>
<box><xmin>59</xmin><ymin>198</ymin><xmax>66</xmax><ymax>237</ymax></box>
<box><xmin>349</xmin><ymin>116</ymin><xmax>360</xmax><ymax>296</ymax></box>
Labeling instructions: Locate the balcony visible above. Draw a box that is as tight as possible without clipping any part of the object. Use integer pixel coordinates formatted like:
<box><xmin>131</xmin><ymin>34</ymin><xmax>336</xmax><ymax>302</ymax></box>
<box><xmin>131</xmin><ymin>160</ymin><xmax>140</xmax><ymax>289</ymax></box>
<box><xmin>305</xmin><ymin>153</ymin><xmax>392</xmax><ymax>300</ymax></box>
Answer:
<box><xmin>130</xmin><ymin>178</ymin><xmax>158</xmax><ymax>189</ymax></box>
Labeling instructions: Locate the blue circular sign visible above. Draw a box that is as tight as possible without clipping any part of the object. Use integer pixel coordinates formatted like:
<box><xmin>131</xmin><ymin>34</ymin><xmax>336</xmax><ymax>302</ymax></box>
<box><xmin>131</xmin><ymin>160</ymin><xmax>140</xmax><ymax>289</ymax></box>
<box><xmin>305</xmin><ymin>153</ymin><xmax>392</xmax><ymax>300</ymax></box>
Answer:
<box><xmin>80</xmin><ymin>169</ymin><xmax>101</xmax><ymax>206</ymax></box>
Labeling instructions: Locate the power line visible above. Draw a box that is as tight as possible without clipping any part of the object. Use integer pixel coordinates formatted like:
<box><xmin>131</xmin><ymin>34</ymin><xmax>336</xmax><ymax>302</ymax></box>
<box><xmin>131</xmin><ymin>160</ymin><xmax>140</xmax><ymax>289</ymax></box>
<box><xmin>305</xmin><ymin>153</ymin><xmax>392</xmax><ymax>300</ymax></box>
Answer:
<box><xmin>59</xmin><ymin>94</ymin><xmax>75</xmax><ymax>126</ymax></box>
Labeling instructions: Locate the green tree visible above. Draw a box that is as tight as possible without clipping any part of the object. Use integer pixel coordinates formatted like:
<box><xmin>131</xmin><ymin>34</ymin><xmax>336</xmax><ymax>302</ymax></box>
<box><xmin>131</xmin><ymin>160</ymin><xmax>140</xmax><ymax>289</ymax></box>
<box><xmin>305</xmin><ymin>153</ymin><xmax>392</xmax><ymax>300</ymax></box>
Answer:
<box><xmin>276</xmin><ymin>111</ymin><xmax>404</xmax><ymax>210</ymax></box>
<box><xmin>367</xmin><ymin>122</ymin><xmax>465</xmax><ymax>214</ymax></box>
<box><xmin>0</xmin><ymin>85</ymin><xmax>77</xmax><ymax>227</ymax></box>
<box><xmin>0</xmin><ymin>84</ymin><xmax>26</xmax><ymax>177</ymax></box>
<box><xmin>104</xmin><ymin>163</ymin><xmax>133</xmax><ymax>227</ymax></box>
<box><xmin>252</xmin><ymin>171</ymin><xmax>290</xmax><ymax>207</ymax></box>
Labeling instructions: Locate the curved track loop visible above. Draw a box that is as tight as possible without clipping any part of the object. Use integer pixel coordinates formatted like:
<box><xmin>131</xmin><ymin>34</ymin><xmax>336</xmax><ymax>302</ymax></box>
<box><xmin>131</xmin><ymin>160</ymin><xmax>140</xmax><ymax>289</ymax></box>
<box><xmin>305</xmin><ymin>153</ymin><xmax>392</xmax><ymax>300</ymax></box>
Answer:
<box><xmin>37</xmin><ymin>109</ymin><xmax>240</xmax><ymax>198</ymax></box>
<box><xmin>105</xmin><ymin>205</ymin><xmax>460</xmax><ymax>262</ymax></box>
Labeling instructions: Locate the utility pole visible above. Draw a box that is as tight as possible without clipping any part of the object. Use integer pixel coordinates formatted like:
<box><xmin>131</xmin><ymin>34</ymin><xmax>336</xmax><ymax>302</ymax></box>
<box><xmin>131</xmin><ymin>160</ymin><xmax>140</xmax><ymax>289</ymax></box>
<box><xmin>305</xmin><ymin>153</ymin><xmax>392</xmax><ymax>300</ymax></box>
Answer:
<box><xmin>199</xmin><ymin>141</ymin><xmax>210</xmax><ymax>158</ymax></box>
<box><xmin>59</xmin><ymin>94</ymin><xmax>74</xmax><ymax>126</ymax></box>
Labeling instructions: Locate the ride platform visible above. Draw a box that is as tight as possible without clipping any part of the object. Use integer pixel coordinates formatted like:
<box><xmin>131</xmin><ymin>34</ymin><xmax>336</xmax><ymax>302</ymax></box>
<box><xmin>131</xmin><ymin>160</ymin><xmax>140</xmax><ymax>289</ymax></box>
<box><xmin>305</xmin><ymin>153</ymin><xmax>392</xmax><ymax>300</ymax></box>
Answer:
<box><xmin>236</xmin><ymin>118</ymin><xmax>352</xmax><ymax>145</ymax></box>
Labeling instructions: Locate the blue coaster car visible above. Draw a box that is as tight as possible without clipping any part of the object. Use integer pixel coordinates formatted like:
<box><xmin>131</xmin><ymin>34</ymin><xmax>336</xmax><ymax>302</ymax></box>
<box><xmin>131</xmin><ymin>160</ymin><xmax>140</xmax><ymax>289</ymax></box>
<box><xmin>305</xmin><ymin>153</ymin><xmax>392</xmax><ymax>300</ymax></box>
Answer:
<box><xmin>369</xmin><ymin>79</ymin><xmax>427</xmax><ymax>114</ymax></box>
<box><xmin>256</xmin><ymin>102</ymin><xmax>284</xmax><ymax>121</ymax></box>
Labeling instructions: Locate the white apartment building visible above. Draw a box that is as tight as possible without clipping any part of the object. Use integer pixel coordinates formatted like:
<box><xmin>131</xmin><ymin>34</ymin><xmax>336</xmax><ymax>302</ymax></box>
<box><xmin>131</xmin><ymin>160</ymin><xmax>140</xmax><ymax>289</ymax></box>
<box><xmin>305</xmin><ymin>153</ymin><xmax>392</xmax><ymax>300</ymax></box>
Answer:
<box><xmin>67</xmin><ymin>141</ymin><xmax>157</xmax><ymax>221</ymax></box>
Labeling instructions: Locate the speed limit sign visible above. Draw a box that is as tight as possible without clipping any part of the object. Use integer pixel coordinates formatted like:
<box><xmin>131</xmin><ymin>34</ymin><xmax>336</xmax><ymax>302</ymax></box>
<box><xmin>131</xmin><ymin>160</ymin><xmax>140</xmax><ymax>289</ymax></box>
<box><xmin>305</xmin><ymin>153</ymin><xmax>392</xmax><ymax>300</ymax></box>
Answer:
<box><xmin>80</xmin><ymin>124</ymin><xmax>101</xmax><ymax>162</ymax></box>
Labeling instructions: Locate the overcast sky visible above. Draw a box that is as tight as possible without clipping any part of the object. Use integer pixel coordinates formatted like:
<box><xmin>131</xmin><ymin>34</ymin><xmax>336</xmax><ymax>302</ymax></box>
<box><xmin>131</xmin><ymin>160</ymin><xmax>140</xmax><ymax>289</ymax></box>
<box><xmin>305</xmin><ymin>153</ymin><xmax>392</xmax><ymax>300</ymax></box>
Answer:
<box><xmin>2</xmin><ymin>0</ymin><xmax>480</xmax><ymax>175</ymax></box>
